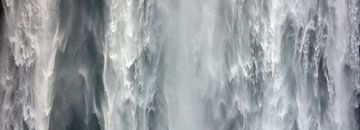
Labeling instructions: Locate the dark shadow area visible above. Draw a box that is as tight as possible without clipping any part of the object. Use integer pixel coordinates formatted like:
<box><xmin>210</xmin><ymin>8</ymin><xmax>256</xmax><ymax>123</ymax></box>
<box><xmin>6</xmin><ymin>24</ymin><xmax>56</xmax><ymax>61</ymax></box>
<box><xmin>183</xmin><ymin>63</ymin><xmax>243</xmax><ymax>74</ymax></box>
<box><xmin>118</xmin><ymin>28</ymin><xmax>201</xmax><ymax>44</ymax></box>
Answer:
<box><xmin>0</xmin><ymin>0</ymin><xmax>4</xmax><ymax>49</ymax></box>
<box><xmin>49</xmin><ymin>0</ymin><xmax>107</xmax><ymax>130</ymax></box>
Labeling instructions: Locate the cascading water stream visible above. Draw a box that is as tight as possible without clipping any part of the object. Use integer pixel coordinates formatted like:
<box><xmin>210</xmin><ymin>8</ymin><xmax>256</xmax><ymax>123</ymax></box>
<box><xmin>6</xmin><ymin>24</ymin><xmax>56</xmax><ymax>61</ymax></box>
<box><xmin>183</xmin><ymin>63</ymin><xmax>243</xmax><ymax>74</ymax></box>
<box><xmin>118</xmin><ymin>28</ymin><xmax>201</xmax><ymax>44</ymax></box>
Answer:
<box><xmin>0</xmin><ymin>0</ymin><xmax>360</xmax><ymax>130</ymax></box>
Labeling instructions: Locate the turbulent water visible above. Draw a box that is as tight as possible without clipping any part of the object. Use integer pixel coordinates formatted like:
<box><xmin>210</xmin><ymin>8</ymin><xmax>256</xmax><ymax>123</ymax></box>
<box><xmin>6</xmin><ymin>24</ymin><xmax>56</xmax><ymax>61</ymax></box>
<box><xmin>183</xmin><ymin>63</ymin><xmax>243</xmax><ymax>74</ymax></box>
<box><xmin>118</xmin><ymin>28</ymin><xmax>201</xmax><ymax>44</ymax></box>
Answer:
<box><xmin>1</xmin><ymin>0</ymin><xmax>360</xmax><ymax>130</ymax></box>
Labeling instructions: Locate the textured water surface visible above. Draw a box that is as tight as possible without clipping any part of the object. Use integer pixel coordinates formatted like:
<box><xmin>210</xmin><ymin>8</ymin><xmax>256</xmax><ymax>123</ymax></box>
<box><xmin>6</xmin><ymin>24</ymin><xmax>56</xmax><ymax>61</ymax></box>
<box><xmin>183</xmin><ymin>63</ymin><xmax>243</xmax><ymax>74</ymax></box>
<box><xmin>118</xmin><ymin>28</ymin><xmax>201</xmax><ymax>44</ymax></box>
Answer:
<box><xmin>1</xmin><ymin>0</ymin><xmax>360</xmax><ymax>130</ymax></box>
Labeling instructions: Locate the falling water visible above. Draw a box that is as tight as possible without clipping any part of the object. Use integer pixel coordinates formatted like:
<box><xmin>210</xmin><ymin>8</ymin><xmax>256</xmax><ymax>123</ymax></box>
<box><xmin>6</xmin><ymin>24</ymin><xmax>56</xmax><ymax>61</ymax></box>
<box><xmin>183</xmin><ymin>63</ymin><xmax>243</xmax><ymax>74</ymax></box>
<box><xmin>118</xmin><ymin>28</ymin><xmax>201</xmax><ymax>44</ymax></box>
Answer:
<box><xmin>1</xmin><ymin>0</ymin><xmax>360</xmax><ymax>130</ymax></box>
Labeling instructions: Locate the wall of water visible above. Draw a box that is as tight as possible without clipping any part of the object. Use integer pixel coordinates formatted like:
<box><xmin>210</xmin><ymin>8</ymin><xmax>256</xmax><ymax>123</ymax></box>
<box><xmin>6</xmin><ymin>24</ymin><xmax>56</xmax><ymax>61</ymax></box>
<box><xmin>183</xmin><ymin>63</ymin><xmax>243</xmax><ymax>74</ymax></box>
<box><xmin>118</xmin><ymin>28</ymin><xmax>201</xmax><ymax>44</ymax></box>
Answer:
<box><xmin>0</xmin><ymin>0</ymin><xmax>360</xmax><ymax>130</ymax></box>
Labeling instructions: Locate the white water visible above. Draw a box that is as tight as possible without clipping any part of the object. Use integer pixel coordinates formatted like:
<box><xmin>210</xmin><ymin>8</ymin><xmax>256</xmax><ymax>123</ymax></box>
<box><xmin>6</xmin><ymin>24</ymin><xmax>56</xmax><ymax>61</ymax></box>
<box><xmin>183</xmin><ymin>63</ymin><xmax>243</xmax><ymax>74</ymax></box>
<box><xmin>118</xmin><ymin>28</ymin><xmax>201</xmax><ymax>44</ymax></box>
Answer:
<box><xmin>1</xmin><ymin>0</ymin><xmax>360</xmax><ymax>130</ymax></box>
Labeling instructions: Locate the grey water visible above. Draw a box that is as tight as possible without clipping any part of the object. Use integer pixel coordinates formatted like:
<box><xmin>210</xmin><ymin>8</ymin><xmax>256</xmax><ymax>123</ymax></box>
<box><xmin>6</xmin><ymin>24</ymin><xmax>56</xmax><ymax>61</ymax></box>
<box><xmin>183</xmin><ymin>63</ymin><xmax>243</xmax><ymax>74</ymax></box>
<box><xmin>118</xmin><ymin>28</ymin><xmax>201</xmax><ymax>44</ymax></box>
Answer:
<box><xmin>1</xmin><ymin>0</ymin><xmax>360</xmax><ymax>130</ymax></box>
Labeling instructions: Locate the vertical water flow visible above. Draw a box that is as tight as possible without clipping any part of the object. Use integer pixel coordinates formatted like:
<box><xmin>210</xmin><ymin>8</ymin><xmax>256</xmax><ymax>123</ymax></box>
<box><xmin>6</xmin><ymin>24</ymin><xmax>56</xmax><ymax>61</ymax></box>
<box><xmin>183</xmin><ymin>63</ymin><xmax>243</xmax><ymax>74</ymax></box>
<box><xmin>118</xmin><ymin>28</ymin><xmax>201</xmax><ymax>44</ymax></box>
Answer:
<box><xmin>164</xmin><ymin>0</ymin><xmax>202</xmax><ymax>129</ymax></box>
<box><xmin>102</xmin><ymin>0</ymin><xmax>360</xmax><ymax>130</ymax></box>
<box><xmin>104</xmin><ymin>0</ymin><xmax>168</xmax><ymax>129</ymax></box>
<box><xmin>331</xmin><ymin>0</ymin><xmax>355</xmax><ymax>129</ymax></box>
<box><xmin>263</xmin><ymin>0</ymin><xmax>288</xmax><ymax>129</ymax></box>
<box><xmin>33</xmin><ymin>1</ymin><xmax>58</xmax><ymax>130</ymax></box>
<box><xmin>0</xmin><ymin>0</ymin><xmax>58</xmax><ymax>130</ymax></box>
<box><xmin>104</xmin><ymin>0</ymin><xmax>137</xmax><ymax>129</ymax></box>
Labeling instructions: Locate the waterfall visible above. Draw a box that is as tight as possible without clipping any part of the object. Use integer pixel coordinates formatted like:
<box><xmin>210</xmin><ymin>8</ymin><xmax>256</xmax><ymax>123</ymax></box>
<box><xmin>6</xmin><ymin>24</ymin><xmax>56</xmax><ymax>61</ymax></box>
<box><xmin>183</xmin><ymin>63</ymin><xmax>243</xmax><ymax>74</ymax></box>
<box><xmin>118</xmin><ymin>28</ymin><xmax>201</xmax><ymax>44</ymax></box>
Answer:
<box><xmin>1</xmin><ymin>0</ymin><xmax>360</xmax><ymax>130</ymax></box>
